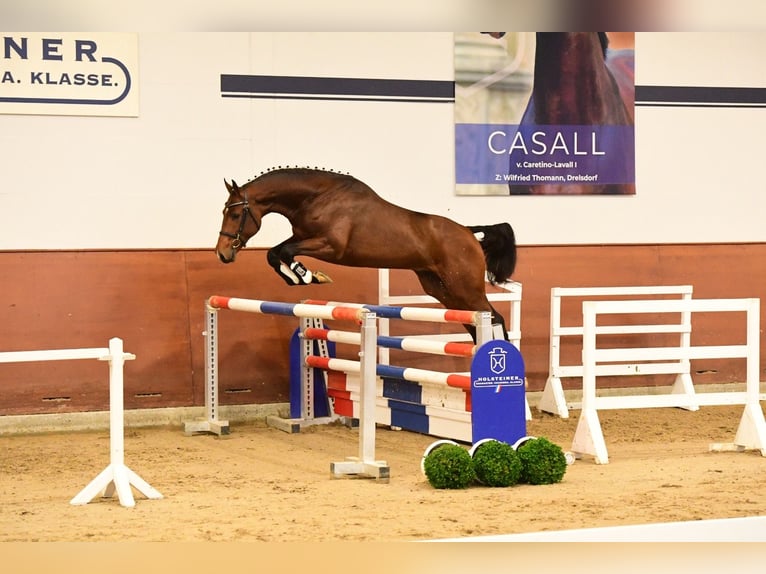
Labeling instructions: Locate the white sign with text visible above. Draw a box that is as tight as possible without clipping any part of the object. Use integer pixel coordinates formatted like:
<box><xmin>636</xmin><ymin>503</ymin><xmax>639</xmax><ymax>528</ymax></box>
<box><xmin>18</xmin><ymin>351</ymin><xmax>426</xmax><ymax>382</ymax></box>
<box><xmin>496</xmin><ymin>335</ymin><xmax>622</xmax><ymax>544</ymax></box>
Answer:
<box><xmin>0</xmin><ymin>32</ymin><xmax>139</xmax><ymax>116</ymax></box>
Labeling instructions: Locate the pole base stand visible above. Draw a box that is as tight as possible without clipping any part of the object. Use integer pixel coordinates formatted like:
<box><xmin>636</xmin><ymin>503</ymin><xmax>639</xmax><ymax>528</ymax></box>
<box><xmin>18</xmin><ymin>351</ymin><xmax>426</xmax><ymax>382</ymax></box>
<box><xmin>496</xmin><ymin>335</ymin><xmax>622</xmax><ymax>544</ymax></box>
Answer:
<box><xmin>70</xmin><ymin>463</ymin><xmax>163</xmax><ymax>508</ymax></box>
<box><xmin>184</xmin><ymin>419</ymin><xmax>230</xmax><ymax>436</ymax></box>
<box><xmin>331</xmin><ymin>457</ymin><xmax>390</xmax><ymax>481</ymax></box>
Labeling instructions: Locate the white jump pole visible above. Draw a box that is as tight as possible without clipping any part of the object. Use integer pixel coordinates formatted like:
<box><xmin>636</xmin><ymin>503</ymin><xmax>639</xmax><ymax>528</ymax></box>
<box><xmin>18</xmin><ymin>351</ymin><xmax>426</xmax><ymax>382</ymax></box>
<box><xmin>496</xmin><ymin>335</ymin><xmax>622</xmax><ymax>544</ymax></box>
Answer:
<box><xmin>70</xmin><ymin>338</ymin><xmax>163</xmax><ymax>507</ymax></box>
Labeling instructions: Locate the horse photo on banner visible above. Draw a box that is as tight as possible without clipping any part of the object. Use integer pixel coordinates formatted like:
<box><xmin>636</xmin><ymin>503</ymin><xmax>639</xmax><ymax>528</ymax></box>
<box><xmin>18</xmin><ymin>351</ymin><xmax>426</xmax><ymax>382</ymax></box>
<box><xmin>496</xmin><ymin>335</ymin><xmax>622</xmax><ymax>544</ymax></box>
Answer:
<box><xmin>454</xmin><ymin>33</ymin><xmax>635</xmax><ymax>196</ymax></box>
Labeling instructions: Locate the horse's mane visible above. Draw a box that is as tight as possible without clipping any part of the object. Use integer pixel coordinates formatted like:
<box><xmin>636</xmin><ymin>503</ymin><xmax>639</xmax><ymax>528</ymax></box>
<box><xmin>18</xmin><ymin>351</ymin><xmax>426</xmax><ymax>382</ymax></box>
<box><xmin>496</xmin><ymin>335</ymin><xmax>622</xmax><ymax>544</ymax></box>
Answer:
<box><xmin>245</xmin><ymin>166</ymin><xmax>352</xmax><ymax>185</ymax></box>
<box><xmin>598</xmin><ymin>32</ymin><xmax>608</xmax><ymax>57</ymax></box>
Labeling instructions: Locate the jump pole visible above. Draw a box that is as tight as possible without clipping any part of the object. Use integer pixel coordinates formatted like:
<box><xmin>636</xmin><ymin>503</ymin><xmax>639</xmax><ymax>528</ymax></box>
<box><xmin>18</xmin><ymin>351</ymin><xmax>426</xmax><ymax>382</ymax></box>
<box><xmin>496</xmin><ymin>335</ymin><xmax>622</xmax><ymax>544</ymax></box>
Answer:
<box><xmin>303</xmin><ymin>299</ymin><xmax>536</xmax><ymax>421</ymax></box>
<box><xmin>193</xmin><ymin>296</ymin><xmax>389</xmax><ymax>479</ymax></box>
<box><xmin>303</xmin><ymin>299</ymin><xmax>493</xmax><ymax>345</ymax></box>
<box><xmin>302</xmin><ymin>304</ymin><xmax>527</xmax><ymax>445</ymax></box>
<box><xmin>259</xmin><ymin>299</ymin><xmax>492</xmax><ymax>434</ymax></box>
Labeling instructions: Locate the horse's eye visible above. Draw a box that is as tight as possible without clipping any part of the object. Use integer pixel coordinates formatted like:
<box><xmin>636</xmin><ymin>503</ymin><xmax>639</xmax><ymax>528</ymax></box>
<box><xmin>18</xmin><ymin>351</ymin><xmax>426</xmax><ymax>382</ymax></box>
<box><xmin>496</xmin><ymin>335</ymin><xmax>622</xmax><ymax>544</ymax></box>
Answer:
<box><xmin>228</xmin><ymin>210</ymin><xmax>240</xmax><ymax>220</ymax></box>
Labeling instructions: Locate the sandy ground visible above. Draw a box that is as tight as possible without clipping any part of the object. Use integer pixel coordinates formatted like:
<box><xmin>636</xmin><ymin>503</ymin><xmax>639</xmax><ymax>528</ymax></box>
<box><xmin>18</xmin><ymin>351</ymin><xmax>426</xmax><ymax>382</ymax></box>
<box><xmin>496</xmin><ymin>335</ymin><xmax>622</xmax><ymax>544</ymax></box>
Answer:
<box><xmin>1</xmin><ymin>405</ymin><xmax>765</xmax><ymax>542</ymax></box>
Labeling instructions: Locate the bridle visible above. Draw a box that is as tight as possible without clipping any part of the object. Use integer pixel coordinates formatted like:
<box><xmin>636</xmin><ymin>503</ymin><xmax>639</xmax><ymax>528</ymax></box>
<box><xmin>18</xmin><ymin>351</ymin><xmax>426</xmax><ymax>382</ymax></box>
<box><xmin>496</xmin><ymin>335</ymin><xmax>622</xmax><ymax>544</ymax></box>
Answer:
<box><xmin>219</xmin><ymin>188</ymin><xmax>259</xmax><ymax>250</ymax></box>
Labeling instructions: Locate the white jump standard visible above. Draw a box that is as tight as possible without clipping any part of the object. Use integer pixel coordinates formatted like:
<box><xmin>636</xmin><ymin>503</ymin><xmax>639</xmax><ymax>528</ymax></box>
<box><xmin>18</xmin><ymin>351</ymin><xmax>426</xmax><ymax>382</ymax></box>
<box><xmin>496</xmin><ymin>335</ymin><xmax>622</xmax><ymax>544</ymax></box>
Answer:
<box><xmin>541</xmin><ymin>285</ymin><xmax>695</xmax><ymax>418</ymax></box>
<box><xmin>571</xmin><ymin>297</ymin><xmax>766</xmax><ymax>464</ymax></box>
<box><xmin>0</xmin><ymin>338</ymin><xmax>162</xmax><ymax>508</ymax></box>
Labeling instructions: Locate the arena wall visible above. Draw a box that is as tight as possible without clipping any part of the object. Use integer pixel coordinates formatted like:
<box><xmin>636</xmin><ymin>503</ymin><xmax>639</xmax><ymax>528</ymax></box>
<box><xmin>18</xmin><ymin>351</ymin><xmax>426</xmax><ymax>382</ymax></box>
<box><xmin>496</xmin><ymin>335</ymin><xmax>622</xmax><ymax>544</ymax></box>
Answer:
<box><xmin>1</xmin><ymin>32</ymin><xmax>764</xmax><ymax>416</ymax></box>
<box><xmin>1</xmin><ymin>243</ymin><xmax>763</xmax><ymax>416</ymax></box>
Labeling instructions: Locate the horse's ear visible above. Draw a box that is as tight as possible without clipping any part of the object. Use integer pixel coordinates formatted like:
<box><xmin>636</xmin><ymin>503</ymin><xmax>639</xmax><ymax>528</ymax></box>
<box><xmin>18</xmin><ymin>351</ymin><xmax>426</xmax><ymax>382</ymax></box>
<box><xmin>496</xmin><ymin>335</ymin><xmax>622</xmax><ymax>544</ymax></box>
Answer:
<box><xmin>224</xmin><ymin>179</ymin><xmax>240</xmax><ymax>195</ymax></box>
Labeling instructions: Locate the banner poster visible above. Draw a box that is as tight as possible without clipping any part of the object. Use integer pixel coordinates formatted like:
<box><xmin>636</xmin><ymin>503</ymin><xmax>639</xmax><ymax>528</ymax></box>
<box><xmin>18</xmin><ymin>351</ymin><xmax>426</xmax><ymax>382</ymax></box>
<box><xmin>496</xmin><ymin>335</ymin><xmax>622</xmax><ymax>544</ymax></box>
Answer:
<box><xmin>454</xmin><ymin>33</ymin><xmax>635</xmax><ymax>196</ymax></box>
<box><xmin>0</xmin><ymin>33</ymin><xmax>139</xmax><ymax>117</ymax></box>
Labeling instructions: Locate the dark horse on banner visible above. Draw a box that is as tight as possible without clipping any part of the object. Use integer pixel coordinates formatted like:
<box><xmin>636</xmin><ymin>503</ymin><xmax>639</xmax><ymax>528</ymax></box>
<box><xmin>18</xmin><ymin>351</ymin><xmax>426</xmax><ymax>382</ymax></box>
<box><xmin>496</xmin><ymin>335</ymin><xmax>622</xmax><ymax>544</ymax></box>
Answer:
<box><xmin>215</xmin><ymin>167</ymin><xmax>517</xmax><ymax>339</ymax></box>
<box><xmin>489</xmin><ymin>32</ymin><xmax>635</xmax><ymax>195</ymax></box>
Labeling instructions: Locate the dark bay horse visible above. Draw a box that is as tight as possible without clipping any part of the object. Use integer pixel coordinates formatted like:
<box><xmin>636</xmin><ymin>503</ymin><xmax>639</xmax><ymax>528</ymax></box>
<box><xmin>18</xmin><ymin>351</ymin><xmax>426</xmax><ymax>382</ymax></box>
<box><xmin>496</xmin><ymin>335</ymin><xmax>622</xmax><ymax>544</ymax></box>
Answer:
<box><xmin>215</xmin><ymin>167</ymin><xmax>517</xmax><ymax>339</ymax></box>
<box><xmin>507</xmin><ymin>32</ymin><xmax>635</xmax><ymax>195</ymax></box>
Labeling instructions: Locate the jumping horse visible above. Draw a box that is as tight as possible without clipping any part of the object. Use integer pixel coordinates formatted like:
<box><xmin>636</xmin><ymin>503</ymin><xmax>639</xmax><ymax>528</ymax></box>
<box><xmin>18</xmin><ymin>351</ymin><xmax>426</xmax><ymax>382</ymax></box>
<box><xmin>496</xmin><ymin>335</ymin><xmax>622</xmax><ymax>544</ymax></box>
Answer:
<box><xmin>489</xmin><ymin>32</ymin><xmax>635</xmax><ymax>195</ymax></box>
<box><xmin>215</xmin><ymin>167</ymin><xmax>517</xmax><ymax>340</ymax></box>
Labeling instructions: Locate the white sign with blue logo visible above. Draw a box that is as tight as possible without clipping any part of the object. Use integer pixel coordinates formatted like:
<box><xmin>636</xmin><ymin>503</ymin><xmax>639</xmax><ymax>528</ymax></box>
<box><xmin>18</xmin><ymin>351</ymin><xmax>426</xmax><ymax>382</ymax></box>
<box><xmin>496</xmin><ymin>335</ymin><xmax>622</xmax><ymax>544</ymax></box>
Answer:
<box><xmin>470</xmin><ymin>339</ymin><xmax>526</xmax><ymax>445</ymax></box>
<box><xmin>0</xmin><ymin>33</ymin><xmax>139</xmax><ymax>117</ymax></box>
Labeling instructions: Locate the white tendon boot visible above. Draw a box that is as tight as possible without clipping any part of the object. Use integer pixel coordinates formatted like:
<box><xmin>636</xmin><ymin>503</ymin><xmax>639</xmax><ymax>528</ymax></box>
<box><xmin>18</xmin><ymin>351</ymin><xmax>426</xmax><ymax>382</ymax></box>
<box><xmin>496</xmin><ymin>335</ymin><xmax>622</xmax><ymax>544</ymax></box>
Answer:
<box><xmin>279</xmin><ymin>262</ymin><xmax>302</xmax><ymax>284</ymax></box>
<box><xmin>289</xmin><ymin>261</ymin><xmax>314</xmax><ymax>284</ymax></box>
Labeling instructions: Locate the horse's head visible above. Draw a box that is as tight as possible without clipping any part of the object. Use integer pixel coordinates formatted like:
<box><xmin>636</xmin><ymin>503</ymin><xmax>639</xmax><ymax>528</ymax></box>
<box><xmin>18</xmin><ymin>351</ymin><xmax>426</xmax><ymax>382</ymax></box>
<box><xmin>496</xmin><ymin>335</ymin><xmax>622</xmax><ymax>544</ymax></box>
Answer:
<box><xmin>215</xmin><ymin>179</ymin><xmax>262</xmax><ymax>263</ymax></box>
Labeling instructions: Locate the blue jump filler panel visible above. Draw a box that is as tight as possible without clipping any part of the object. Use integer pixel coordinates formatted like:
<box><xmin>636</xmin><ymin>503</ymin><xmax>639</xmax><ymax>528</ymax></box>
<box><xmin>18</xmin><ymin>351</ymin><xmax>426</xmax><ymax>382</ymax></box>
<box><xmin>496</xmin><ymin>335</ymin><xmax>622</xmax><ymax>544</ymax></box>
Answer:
<box><xmin>470</xmin><ymin>340</ymin><xmax>527</xmax><ymax>445</ymax></box>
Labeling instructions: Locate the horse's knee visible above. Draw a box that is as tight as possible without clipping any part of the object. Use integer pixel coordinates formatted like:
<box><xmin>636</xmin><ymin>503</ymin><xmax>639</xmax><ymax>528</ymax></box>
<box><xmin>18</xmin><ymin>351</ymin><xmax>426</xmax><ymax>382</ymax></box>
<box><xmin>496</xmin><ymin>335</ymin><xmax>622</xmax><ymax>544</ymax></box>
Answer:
<box><xmin>266</xmin><ymin>247</ymin><xmax>300</xmax><ymax>285</ymax></box>
<box><xmin>266</xmin><ymin>248</ymin><xmax>282</xmax><ymax>269</ymax></box>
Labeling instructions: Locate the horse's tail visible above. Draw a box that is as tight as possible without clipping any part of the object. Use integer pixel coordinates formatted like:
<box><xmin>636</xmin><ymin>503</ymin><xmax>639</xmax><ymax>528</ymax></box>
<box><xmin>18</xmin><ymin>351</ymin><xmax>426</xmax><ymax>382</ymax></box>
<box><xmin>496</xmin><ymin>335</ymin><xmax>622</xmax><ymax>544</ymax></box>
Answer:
<box><xmin>468</xmin><ymin>223</ymin><xmax>517</xmax><ymax>285</ymax></box>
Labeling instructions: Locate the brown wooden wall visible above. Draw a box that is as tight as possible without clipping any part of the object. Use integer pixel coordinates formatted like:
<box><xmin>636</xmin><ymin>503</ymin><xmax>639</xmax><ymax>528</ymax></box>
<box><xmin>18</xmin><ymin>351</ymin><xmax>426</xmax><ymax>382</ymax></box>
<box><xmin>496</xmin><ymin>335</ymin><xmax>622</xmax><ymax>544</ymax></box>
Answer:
<box><xmin>1</xmin><ymin>244</ymin><xmax>764</xmax><ymax>416</ymax></box>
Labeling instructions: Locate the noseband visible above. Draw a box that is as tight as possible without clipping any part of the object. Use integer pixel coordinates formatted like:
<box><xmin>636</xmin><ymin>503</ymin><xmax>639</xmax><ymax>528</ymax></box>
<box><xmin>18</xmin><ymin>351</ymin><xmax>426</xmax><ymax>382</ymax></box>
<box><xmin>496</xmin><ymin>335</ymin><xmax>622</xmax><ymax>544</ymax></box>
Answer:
<box><xmin>219</xmin><ymin>189</ymin><xmax>259</xmax><ymax>250</ymax></box>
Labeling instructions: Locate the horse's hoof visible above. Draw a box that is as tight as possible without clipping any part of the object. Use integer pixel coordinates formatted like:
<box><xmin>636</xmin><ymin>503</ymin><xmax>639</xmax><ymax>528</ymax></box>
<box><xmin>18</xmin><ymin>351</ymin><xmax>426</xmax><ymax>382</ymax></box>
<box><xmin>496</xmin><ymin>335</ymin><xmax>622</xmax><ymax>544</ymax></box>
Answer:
<box><xmin>312</xmin><ymin>271</ymin><xmax>333</xmax><ymax>284</ymax></box>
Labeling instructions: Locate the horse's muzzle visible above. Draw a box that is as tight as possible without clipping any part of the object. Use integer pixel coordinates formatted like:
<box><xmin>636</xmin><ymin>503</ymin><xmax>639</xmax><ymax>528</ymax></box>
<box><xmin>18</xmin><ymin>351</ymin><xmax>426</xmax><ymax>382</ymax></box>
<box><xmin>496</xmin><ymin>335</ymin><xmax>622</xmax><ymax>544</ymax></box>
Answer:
<box><xmin>216</xmin><ymin>249</ymin><xmax>235</xmax><ymax>264</ymax></box>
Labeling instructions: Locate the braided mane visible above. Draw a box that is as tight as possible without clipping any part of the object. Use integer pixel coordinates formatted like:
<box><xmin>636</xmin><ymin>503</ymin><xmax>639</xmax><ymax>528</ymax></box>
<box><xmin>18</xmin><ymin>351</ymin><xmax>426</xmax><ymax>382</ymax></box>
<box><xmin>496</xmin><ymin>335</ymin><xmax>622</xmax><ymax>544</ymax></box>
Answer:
<box><xmin>248</xmin><ymin>165</ymin><xmax>350</xmax><ymax>184</ymax></box>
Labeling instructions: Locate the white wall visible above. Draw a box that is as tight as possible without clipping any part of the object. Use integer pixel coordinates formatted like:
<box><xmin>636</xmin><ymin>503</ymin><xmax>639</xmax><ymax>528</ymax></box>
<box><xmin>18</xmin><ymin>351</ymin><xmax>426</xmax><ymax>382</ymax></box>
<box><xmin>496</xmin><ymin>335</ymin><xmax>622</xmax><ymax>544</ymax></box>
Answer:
<box><xmin>1</xmin><ymin>32</ymin><xmax>764</xmax><ymax>250</ymax></box>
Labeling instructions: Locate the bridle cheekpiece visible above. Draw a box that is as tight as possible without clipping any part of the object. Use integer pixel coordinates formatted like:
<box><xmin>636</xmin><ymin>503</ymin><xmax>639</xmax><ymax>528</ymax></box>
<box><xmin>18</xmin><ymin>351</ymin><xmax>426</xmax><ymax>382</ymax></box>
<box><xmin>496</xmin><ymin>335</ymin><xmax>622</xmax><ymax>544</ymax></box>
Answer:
<box><xmin>219</xmin><ymin>188</ymin><xmax>258</xmax><ymax>250</ymax></box>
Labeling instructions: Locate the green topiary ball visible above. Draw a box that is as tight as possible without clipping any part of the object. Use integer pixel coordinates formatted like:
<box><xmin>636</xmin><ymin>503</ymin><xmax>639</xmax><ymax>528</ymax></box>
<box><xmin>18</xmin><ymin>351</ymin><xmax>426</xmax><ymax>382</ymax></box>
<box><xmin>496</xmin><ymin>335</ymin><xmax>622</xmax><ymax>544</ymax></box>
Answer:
<box><xmin>470</xmin><ymin>439</ymin><xmax>522</xmax><ymax>487</ymax></box>
<box><xmin>516</xmin><ymin>437</ymin><xmax>568</xmax><ymax>485</ymax></box>
<box><xmin>423</xmin><ymin>443</ymin><xmax>476</xmax><ymax>489</ymax></box>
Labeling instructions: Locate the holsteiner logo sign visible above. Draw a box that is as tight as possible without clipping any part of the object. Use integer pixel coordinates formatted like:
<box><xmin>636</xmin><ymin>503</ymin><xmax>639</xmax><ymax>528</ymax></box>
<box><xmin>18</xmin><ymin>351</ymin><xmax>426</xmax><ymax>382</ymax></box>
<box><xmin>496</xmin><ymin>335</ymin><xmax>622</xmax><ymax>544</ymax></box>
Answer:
<box><xmin>470</xmin><ymin>339</ymin><xmax>526</xmax><ymax>445</ymax></box>
<box><xmin>0</xmin><ymin>33</ymin><xmax>139</xmax><ymax>116</ymax></box>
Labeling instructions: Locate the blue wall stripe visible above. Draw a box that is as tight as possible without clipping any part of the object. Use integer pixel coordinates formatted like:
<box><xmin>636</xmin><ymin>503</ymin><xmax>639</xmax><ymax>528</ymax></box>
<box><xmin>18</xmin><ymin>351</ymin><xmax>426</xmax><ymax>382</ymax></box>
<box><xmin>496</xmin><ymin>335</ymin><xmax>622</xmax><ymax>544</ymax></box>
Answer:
<box><xmin>221</xmin><ymin>74</ymin><xmax>765</xmax><ymax>109</ymax></box>
<box><xmin>221</xmin><ymin>74</ymin><xmax>454</xmax><ymax>103</ymax></box>
<box><xmin>635</xmin><ymin>85</ymin><xmax>766</xmax><ymax>108</ymax></box>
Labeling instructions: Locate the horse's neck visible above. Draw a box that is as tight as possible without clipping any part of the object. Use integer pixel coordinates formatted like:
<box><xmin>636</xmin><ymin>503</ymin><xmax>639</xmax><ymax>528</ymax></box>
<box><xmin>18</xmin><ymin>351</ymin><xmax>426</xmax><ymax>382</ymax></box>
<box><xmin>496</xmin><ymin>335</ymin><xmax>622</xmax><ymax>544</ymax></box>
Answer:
<box><xmin>247</xmin><ymin>177</ymin><xmax>318</xmax><ymax>219</ymax></box>
<box><xmin>532</xmin><ymin>32</ymin><xmax>625</xmax><ymax>124</ymax></box>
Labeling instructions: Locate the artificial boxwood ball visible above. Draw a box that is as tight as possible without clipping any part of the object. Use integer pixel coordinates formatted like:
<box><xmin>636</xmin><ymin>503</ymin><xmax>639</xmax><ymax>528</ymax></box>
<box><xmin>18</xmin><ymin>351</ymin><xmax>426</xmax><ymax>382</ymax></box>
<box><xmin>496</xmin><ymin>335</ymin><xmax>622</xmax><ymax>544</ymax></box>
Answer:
<box><xmin>422</xmin><ymin>443</ymin><xmax>476</xmax><ymax>489</ymax></box>
<box><xmin>471</xmin><ymin>440</ymin><xmax>522</xmax><ymax>487</ymax></box>
<box><xmin>516</xmin><ymin>437</ymin><xmax>568</xmax><ymax>485</ymax></box>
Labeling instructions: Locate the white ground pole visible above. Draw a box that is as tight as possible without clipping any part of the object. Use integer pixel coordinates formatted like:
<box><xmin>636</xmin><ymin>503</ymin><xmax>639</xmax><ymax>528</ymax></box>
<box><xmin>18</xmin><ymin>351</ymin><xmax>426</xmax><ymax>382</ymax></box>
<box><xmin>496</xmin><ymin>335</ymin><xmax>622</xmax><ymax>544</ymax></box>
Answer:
<box><xmin>0</xmin><ymin>338</ymin><xmax>162</xmax><ymax>508</ymax></box>
<box><xmin>572</xmin><ymin>298</ymin><xmax>766</xmax><ymax>464</ymax></box>
<box><xmin>540</xmin><ymin>285</ymin><xmax>694</xmax><ymax>418</ymax></box>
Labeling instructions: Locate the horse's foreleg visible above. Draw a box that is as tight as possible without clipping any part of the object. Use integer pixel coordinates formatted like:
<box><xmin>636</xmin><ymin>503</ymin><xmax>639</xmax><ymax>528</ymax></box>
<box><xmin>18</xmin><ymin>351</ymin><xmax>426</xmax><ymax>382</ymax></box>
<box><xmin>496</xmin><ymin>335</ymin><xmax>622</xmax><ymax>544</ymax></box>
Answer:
<box><xmin>267</xmin><ymin>239</ymin><xmax>334</xmax><ymax>286</ymax></box>
<box><xmin>267</xmin><ymin>246</ymin><xmax>303</xmax><ymax>285</ymax></box>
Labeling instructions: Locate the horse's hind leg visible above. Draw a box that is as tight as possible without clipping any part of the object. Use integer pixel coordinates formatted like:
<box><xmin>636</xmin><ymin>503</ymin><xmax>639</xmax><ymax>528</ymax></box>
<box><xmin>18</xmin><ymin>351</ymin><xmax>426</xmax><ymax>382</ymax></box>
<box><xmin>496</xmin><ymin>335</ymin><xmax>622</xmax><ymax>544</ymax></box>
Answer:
<box><xmin>414</xmin><ymin>269</ymin><xmax>508</xmax><ymax>342</ymax></box>
<box><xmin>267</xmin><ymin>238</ymin><xmax>333</xmax><ymax>286</ymax></box>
